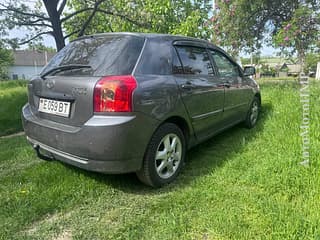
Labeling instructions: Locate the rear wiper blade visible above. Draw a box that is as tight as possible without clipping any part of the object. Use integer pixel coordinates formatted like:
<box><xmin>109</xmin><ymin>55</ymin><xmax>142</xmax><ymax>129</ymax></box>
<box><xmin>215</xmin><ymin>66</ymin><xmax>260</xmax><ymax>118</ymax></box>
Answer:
<box><xmin>41</xmin><ymin>64</ymin><xmax>92</xmax><ymax>78</ymax></box>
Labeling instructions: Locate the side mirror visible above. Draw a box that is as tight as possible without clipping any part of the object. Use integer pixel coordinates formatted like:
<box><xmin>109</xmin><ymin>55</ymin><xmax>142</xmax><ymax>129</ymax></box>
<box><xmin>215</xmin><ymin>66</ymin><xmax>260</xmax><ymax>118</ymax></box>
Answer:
<box><xmin>243</xmin><ymin>66</ymin><xmax>256</xmax><ymax>76</ymax></box>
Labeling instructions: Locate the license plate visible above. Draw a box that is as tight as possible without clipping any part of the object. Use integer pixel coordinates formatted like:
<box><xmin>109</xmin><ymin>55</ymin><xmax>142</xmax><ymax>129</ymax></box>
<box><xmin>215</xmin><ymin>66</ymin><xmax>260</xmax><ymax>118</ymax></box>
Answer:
<box><xmin>38</xmin><ymin>98</ymin><xmax>71</xmax><ymax>117</ymax></box>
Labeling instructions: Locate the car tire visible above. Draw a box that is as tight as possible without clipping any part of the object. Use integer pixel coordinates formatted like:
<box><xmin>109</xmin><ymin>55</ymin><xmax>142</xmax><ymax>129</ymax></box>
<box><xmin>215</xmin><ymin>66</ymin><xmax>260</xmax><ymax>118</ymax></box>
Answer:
<box><xmin>136</xmin><ymin>123</ymin><xmax>186</xmax><ymax>187</ymax></box>
<box><xmin>244</xmin><ymin>96</ymin><xmax>260</xmax><ymax>129</ymax></box>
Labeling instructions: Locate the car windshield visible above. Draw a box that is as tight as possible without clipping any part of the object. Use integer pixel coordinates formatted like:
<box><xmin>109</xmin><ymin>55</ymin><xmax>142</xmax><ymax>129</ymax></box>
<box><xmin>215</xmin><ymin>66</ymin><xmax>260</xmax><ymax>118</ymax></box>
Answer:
<box><xmin>40</xmin><ymin>35</ymin><xmax>145</xmax><ymax>77</ymax></box>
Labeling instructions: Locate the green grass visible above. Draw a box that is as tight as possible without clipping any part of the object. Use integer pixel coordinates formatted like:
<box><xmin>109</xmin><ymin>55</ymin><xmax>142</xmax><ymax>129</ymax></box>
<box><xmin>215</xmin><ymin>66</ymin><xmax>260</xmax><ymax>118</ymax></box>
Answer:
<box><xmin>258</xmin><ymin>77</ymin><xmax>316</xmax><ymax>82</ymax></box>
<box><xmin>0</xmin><ymin>80</ymin><xmax>28</xmax><ymax>136</ymax></box>
<box><xmin>259</xmin><ymin>77</ymin><xmax>298</xmax><ymax>81</ymax></box>
<box><xmin>0</xmin><ymin>81</ymin><xmax>319</xmax><ymax>239</ymax></box>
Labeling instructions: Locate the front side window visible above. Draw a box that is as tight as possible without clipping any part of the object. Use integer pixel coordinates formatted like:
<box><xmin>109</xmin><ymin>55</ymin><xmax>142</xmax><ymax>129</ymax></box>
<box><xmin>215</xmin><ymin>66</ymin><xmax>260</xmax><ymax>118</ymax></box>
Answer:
<box><xmin>210</xmin><ymin>50</ymin><xmax>240</xmax><ymax>78</ymax></box>
<box><xmin>175</xmin><ymin>46</ymin><xmax>214</xmax><ymax>75</ymax></box>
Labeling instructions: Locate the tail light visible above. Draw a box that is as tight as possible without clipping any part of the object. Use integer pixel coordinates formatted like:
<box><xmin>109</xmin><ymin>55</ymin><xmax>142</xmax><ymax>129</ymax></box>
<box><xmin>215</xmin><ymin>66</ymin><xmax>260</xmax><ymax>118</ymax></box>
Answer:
<box><xmin>93</xmin><ymin>75</ymin><xmax>137</xmax><ymax>112</ymax></box>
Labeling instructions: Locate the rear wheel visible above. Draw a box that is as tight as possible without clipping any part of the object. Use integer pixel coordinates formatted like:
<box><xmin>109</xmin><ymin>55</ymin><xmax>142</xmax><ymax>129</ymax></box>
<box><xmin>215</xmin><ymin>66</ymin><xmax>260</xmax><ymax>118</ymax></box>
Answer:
<box><xmin>137</xmin><ymin>123</ymin><xmax>186</xmax><ymax>187</ymax></box>
<box><xmin>244</xmin><ymin>96</ymin><xmax>260</xmax><ymax>128</ymax></box>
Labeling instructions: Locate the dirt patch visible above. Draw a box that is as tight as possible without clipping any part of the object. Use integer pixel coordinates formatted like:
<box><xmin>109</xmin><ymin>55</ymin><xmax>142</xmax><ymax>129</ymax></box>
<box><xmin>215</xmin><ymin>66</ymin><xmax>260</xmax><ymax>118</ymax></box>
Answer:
<box><xmin>25</xmin><ymin>211</ymin><xmax>72</xmax><ymax>236</ymax></box>
<box><xmin>0</xmin><ymin>131</ymin><xmax>25</xmax><ymax>139</ymax></box>
<box><xmin>54</xmin><ymin>230</ymin><xmax>73</xmax><ymax>240</ymax></box>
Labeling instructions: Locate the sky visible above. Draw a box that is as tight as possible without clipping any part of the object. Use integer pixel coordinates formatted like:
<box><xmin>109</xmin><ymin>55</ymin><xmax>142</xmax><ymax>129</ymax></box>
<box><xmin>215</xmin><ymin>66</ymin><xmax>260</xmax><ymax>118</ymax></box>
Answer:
<box><xmin>9</xmin><ymin>29</ymin><xmax>58</xmax><ymax>49</ymax></box>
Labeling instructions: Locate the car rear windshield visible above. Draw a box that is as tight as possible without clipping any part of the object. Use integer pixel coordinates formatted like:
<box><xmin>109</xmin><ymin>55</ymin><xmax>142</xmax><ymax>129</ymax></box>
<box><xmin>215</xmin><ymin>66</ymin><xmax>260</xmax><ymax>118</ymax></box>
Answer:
<box><xmin>40</xmin><ymin>35</ymin><xmax>145</xmax><ymax>77</ymax></box>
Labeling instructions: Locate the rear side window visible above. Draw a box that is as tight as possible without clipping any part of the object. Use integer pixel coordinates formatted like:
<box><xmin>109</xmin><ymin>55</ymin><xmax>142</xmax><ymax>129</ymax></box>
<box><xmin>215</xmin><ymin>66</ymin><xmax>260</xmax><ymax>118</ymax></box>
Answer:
<box><xmin>41</xmin><ymin>35</ymin><xmax>144</xmax><ymax>77</ymax></box>
<box><xmin>172</xmin><ymin>48</ymin><xmax>184</xmax><ymax>74</ymax></box>
<box><xmin>175</xmin><ymin>46</ymin><xmax>214</xmax><ymax>75</ymax></box>
<box><xmin>135</xmin><ymin>39</ymin><xmax>171</xmax><ymax>75</ymax></box>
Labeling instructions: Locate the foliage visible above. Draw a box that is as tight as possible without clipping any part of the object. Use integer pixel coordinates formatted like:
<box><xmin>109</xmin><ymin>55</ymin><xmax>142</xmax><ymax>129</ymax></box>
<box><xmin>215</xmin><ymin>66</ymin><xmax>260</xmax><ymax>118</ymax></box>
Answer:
<box><xmin>0</xmin><ymin>0</ymin><xmax>67</xmax><ymax>50</ymax></box>
<box><xmin>27</xmin><ymin>42</ymin><xmax>56</xmax><ymax>53</ymax></box>
<box><xmin>0</xmin><ymin>0</ymin><xmax>150</xmax><ymax>50</ymax></box>
<box><xmin>305</xmin><ymin>53</ymin><xmax>320</xmax><ymax>72</ymax></box>
<box><xmin>64</xmin><ymin>0</ymin><xmax>211</xmax><ymax>40</ymax></box>
<box><xmin>0</xmin><ymin>0</ymin><xmax>211</xmax><ymax>51</ymax></box>
<box><xmin>211</xmin><ymin>0</ymin><xmax>299</xmax><ymax>56</ymax></box>
<box><xmin>0</xmin><ymin>41</ymin><xmax>14</xmax><ymax>79</ymax></box>
<box><xmin>241</xmin><ymin>58</ymin><xmax>250</xmax><ymax>65</ymax></box>
<box><xmin>211</xmin><ymin>0</ymin><xmax>320</xmax><ymax>63</ymax></box>
<box><xmin>260</xmin><ymin>64</ymin><xmax>276</xmax><ymax>77</ymax></box>
<box><xmin>273</xmin><ymin>5</ymin><xmax>320</xmax><ymax>70</ymax></box>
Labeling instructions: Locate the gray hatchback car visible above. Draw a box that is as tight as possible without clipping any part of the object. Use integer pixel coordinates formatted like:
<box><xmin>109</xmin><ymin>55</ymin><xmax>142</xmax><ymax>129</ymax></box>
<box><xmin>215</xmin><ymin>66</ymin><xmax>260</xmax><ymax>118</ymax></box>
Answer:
<box><xmin>22</xmin><ymin>32</ymin><xmax>260</xmax><ymax>187</ymax></box>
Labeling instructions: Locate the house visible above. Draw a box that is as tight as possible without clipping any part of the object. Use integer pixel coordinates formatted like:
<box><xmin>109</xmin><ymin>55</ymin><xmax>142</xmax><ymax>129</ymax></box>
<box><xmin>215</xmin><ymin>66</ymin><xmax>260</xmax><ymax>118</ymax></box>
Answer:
<box><xmin>279</xmin><ymin>63</ymin><xmax>302</xmax><ymax>77</ymax></box>
<box><xmin>8</xmin><ymin>50</ymin><xmax>55</xmax><ymax>80</ymax></box>
<box><xmin>267</xmin><ymin>62</ymin><xmax>284</xmax><ymax>71</ymax></box>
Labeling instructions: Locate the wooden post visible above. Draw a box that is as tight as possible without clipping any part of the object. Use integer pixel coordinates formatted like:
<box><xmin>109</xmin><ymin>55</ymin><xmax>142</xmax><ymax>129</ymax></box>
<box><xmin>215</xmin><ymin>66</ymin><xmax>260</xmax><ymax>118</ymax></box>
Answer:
<box><xmin>316</xmin><ymin>62</ymin><xmax>320</xmax><ymax>80</ymax></box>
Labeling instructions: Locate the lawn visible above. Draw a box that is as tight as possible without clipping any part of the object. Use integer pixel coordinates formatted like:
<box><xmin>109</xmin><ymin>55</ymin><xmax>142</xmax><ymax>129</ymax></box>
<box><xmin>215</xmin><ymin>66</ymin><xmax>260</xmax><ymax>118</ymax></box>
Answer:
<box><xmin>0</xmin><ymin>80</ymin><xmax>28</xmax><ymax>136</ymax></box>
<box><xmin>0</xmin><ymin>80</ymin><xmax>319</xmax><ymax>239</ymax></box>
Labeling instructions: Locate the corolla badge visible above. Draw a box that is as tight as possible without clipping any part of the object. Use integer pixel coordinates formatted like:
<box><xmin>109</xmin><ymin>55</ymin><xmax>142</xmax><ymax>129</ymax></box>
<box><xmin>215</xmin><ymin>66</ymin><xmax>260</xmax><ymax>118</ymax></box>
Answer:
<box><xmin>45</xmin><ymin>79</ymin><xmax>55</xmax><ymax>89</ymax></box>
<box><xmin>72</xmin><ymin>87</ymin><xmax>87</xmax><ymax>95</ymax></box>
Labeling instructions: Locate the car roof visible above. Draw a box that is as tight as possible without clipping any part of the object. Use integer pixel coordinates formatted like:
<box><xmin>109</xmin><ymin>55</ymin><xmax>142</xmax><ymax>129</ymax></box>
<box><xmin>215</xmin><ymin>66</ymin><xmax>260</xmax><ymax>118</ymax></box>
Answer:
<box><xmin>75</xmin><ymin>32</ymin><xmax>214</xmax><ymax>47</ymax></box>
<box><xmin>74</xmin><ymin>32</ymin><xmax>232</xmax><ymax>61</ymax></box>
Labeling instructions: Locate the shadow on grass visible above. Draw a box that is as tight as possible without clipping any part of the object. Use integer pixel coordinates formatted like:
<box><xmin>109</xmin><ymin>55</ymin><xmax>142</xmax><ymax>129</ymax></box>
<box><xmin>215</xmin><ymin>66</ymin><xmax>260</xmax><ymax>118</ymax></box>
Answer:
<box><xmin>62</xmin><ymin>103</ymin><xmax>273</xmax><ymax>194</ymax></box>
<box><xmin>0</xmin><ymin>88</ymin><xmax>27</xmax><ymax>136</ymax></box>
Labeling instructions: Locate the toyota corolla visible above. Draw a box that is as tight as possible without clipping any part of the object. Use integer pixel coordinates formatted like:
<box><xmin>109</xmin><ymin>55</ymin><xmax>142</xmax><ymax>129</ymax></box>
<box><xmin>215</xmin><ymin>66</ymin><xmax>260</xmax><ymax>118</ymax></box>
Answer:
<box><xmin>22</xmin><ymin>33</ymin><xmax>261</xmax><ymax>187</ymax></box>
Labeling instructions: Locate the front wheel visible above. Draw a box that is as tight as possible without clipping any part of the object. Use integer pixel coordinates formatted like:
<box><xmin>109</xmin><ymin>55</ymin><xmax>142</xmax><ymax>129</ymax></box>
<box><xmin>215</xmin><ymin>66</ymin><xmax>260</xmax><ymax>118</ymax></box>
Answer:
<box><xmin>136</xmin><ymin>123</ymin><xmax>186</xmax><ymax>187</ymax></box>
<box><xmin>244</xmin><ymin>96</ymin><xmax>260</xmax><ymax>128</ymax></box>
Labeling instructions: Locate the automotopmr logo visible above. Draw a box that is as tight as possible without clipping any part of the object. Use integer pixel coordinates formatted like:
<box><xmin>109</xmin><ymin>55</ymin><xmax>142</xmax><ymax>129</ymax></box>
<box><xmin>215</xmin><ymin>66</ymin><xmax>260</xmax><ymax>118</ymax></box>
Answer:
<box><xmin>299</xmin><ymin>74</ymin><xmax>310</xmax><ymax>167</ymax></box>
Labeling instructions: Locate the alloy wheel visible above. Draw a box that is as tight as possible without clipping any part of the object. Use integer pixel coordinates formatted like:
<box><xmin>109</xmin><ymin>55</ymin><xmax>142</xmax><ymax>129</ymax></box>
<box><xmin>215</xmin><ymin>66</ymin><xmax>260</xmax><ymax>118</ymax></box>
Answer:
<box><xmin>250</xmin><ymin>101</ymin><xmax>259</xmax><ymax>125</ymax></box>
<box><xmin>154</xmin><ymin>133</ymin><xmax>182</xmax><ymax>179</ymax></box>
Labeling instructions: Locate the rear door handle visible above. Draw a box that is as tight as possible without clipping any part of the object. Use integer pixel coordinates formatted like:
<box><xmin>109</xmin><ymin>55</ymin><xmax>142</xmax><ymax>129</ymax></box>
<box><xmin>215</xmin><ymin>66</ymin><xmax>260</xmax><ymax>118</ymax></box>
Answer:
<box><xmin>181</xmin><ymin>82</ymin><xmax>195</xmax><ymax>90</ymax></box>
<box><xmin>223</xmin><ymin>82</ymin><xmax>231</xmax><ymax>88</ymax></box>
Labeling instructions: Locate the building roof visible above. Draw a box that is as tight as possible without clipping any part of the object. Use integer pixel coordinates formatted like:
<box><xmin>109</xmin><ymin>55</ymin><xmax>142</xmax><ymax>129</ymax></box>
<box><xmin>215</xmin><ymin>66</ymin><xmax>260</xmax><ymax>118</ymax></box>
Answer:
<box><xmin>267</xmin><ymin>62</ymin><xmax>284</xmax><ymax>70</ymax></box>
<box><xmin>280</xmin><ymin>63</ymin><xmax>302</xmax><ymax>73</ymax></box>
<box><xmin>13</xmin><ymin>50</ymin><xmax>56</xmax><ymax>66</ymax></box>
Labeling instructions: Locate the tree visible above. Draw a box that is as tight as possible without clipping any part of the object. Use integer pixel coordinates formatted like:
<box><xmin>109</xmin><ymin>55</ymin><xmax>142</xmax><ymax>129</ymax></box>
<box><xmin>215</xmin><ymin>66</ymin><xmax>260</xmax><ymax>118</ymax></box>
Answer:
<box><xmin>0</xmin><ymin>0</ymin><xmax>66</xmax><ymax>50</ymax></box>
<box><xmin>64</xmin><ymin>0</ymin><xmax>211</xmax><ymax>40</ymax></box>
<box><xmin>0</xmin><ymin>0</ymin><xmax>211</xmax><ymax>52</ymax></box>
<box><xmin>0</xmin><ymin>41</ymin><xmax>14</xmax><ymax>80</ymax></box>
<box><xmin>0</xmin><ymin>0</ymin><xmax>153</xmax><ymax>51</ymax></box>
<box><xmin>211</xmin><ymin>0</ymin><xmax>320</xmax><ymax>64</ymax></box>
<box><xmin>273</xmin><ymin>5</ymin><xmax>320</xmax><ymax>71</ymax></box>
<box><xmin>305</xmin><ymin>53</ymin><xmax>320</xmax><ymax>73</ymax></box>
<box><xmin>211</xmin><ymin>0</ymin><xmax>300</xmax><ymax>56</ymax></box>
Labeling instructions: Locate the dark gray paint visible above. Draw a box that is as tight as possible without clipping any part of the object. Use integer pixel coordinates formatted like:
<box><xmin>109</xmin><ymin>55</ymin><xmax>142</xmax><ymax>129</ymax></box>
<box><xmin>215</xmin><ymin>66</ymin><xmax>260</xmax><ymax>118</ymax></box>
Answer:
<box><xmin>22</xmin><ymin>32</ymin><xmax>260</xmax><ymax>174</ymax></box>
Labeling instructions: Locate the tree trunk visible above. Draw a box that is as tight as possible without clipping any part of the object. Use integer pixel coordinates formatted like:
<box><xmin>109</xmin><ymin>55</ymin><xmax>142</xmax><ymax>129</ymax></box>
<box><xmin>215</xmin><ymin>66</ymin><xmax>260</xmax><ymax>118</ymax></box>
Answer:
<box><xmin>42</xmin><ymin>0</ymin><xmax>65</xmax><ymax>51</ymax></box>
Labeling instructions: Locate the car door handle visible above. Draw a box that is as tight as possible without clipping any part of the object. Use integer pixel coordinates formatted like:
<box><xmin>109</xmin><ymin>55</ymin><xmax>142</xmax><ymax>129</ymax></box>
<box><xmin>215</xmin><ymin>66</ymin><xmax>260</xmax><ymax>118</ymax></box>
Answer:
<box><xmin>223</xmin><ymin>82</ymin><xmax>231</xmax><ymax>88</ymax></box>
<box><xmin>181</xmin><ymin>82</ymin><xmax>195</xmax><ymax>90</ymax></box>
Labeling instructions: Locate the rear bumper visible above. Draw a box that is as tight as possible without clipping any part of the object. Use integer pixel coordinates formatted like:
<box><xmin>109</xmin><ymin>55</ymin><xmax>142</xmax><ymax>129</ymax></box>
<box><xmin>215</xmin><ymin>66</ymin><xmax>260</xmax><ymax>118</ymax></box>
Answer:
<box><xmin>22</xmin><ymin>104</ymin><xmax>159</xmax><ymax>173</ymax></box>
